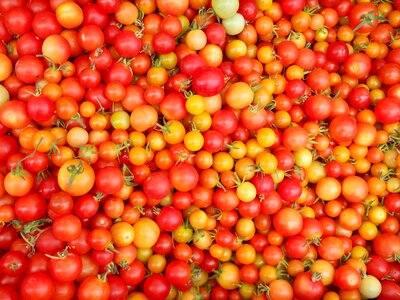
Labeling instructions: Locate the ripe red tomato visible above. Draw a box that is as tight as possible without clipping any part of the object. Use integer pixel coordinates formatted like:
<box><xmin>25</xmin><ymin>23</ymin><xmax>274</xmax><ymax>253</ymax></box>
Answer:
<box><xmin>192</xmin><ymin>67</ymin><xmax>225</xmax><ymax>97</ymax></box>
<box><xmin>156</xmin><ymin>206</ymin><xmax>183</xmax><ymax>232</ymax></box>
<box><xmin>113</xmin><ymin>30</ymin><xmax>142</xmax><ymax>58</ymax></box>
<box><xmin>169</xmin><ymin>162</ymin><xmax>199</xmax><ymax>192</ymax></box>
<box><xmin>143</xmin><ymin>274</ymin><xmax>171</xmax><ymax>299</ymax></box>
<box><xmin>273</xmin><ymin>207</ymin><xmax>303</xmax><ymax>237</ymax></box>
<box><xmin>20</xmin><ymin>271</ymin><xmax>55</xmax><ymax>300</ymax></box>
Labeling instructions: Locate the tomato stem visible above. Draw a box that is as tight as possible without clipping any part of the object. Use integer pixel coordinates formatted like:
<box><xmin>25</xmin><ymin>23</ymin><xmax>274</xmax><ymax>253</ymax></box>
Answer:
<box><xmin>66</xmin><ymin>160</ymin><xmax>84</xmax><ymax>188</ymax></box>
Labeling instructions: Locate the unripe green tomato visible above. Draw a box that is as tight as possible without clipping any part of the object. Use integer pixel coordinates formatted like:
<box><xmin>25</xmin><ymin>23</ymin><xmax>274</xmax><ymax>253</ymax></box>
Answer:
<box><xmin>212</xmin><ymin>0</ymin><xmax>239</xmax><ymax>19</ymax></box>
<box><xmin>222</xmin><ymin>13</ymin><xmax>245</xmax><ymax>36</ymax></box>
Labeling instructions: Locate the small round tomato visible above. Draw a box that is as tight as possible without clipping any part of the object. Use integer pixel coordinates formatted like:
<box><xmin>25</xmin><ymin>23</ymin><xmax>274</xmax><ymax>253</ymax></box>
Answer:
<box><xmin>58</xmin><ymin>159</ymin><xmax>95</xmax><ymax>197</ymax></box>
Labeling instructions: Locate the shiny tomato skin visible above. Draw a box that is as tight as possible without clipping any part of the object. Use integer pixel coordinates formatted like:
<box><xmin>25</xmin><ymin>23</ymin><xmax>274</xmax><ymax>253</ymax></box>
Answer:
<box><xmin>20</xmin><ymin>271</ymin><xmax>55</xmax><ymax>300</ymax></box>
<box><xmin>192</xmin><ymin>67</ymin><xmax>225</xmax><ymax>97</ymax></box>
<box><xmin>143</xmin><ymin>274</ymin><xmax>170</xmax><ymax>299</ymax></box>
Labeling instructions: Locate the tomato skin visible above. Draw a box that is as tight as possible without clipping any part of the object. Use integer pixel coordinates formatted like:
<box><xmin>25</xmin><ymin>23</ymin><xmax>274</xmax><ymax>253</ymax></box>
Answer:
<box><xmin>15</xmin><ymin>55</ymin><xmax>44</xmax><ymax>84</ymax></box>
<box><xmin>143</xmin><ymin>171</ymin><xmax>171</xmax><ymax>199</ymax></box>
<box><xmin>216</xmin><ymin>262</ymin><xmax>240</xmax><ymax>290</ymax></box>
<box><xmin>0</xmin><ymin>100</ymin><xmax>31</xmax><ymax>129</ymax></box>
<box><xmin>282</xmin><ymin>127</ymin><xmax>309</xmax><ymax>151</ymax></box>
<box><xmin>156</xmin><ymin>206</ymin><xmax>183</xmax><ymax>232</ymax></box>
<box><xmin>373</xmin><ymin>233</ymin><xmax>400</xmax><ymax>261</ymax></box>
<box><xmin>4</xmin><ymin>7</ymin><xmax>33</xmax><ymax>35</ymax></box>
<box><xmin>36</xmin><ymin>228</ymin><xmax>65</xmax><ymax>255</ymax></box>
<box><xmin>378</xmin><ymin>280</ymin><xmax>400</xmax><ymax>300</ymax></box>
<box><xmin>143</xmin><ymin>274</ymin><xmax>171</xmax><ymax>299</ymax></box>
<box><xmin>348</xmin><ymin>3</ymin><xmax>379</xmax><ymax>33</ymax></box>
<box><xmin>329</xmin><ymin>115</ymin><xmax>357</xmax><ymax>146</ymax></box>
<box><xmin>165</xmin><ymin>260</ymin><xmax>191</xmax><ymax>288</ymax></box>
<box><xmin>95</xmin><ymin>166</ymin><xmax>124</xmax><ymax>195</ymax></box>
<box><xmin>169</xmin><ymin>162</ymin><xmax>199</xmax><ymax>192</ymax></box>
<box><xmin>280</xmin><ymin>0</ymin><xmax>305</xmax><ymax>15</ymax></box>
<box><xmin>114</xmin><ymin>30</ymin><xmax>142</xmax><ymax>58</ymax></box>
<box><xmin>344</xmin><ymin>53</ymin><xmax>371</xmax><ymax>79</ymax></box>
<box><xmin>107</xmin><ymin>275</ymin><xmax>128</xmax><ymax>300</ymax></box>
<box><xmin>273</xmin><ymin>207</ymin><xmax>303</xmax><ymax>237</ymax></box>
<box><xmin>48</xmin><ymin>251</ymin><xmax>82</xmax><ymax>282</ymax></box>
<box><xmin>0</xmin><ymin>251</ymin><xmax>27</xmax><ymax>276</ymax></box>
<box><xmin>334</xmin><ymin>265</ymin><xmax>361</xmax><ymax>290</ymax></box>
<box><xmin>77</xmin><ymin>276</ymin><xmax>110</xmax><ymax>300</ymax></box>
<box><xmin>374</xmin><ymin>97</ymin><xmax>400</xmax><ymax>124</ymax></box>
<box><xmin>42</xmin><ymin>35</ymin><xmax>71</xmax><ymax>64</ymax></box>
<box><xmin>285</xmin><ymin>236</ymin><xmax>308</xmax><ymax>259</ymax></box>
<box><xmin>212</xmin><ymin>109</ymin><xmax>238</xmax><ymax>136</ymax></box>
<box><xmin>293</xmin><ymin>272</ymin><xmax>325</xmax><ymax>300</ymax></box>
<box><xmin>14</xmin><ymin>193</ymin><xmax>47</xmax><ymax>223</ymax></box>
<box><xmin>20</xmin><ymin>271</ymin><xmax>55</xmax><ymax>300</ymax></box>
<box><xmin>27</xmin><ymin>96</ymin><xmax>55</xmax><ymax>123</ymax></box>
<box><xmin>52</xmin><ymin>214</ymin><xmax>82</xmax><ymax>242</ymax></box>
<box><xmin>0</xmin><ymin>284</ymin><xmax>19</xmax><ymax>300</ymax></box>
<box><xmin>366</xmin><ymin>255</ymin><xmax>390</xmax><ymax>280</ymax></box>
<box><xmin>277</xmin><ymin>178</ymin><xmax>302</xmax><ymax>203</ymax></box>
<box><xmin>327</xmin><ymin>41</ymin><xmax>349</xmax><ymax>63</ymax></box>
<box><xmin>192</xmin><ymin>67</ymin><xmax>225</xmax><ymax>97</ymax></box>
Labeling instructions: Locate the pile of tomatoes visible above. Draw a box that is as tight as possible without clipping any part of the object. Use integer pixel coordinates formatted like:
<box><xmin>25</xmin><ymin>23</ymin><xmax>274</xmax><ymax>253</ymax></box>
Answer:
<box><xmin>0</xmin><ymin>0</ymin><xmax>400</xmax><ymax>299</ymax></box>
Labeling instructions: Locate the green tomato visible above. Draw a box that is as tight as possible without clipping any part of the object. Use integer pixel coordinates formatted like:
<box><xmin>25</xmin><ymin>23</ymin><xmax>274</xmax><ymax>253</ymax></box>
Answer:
<box><xmin>110</xmin><ymin>111</ymin><xmax>130</xmax><ymax>130</ymax></box>
<box><xmin>222</xmin><ymin>13</ymin><xmax>245</xmax><ymax>36</ymax></box>
<box><xmin>359</xmin><ymin>275</ymin><xmax>382</xmax><ymax>299</ymax></box>
<box><xmin>212</xmin><ymin>0</ymin><xmax>239</xmax><ymax>19</ymax></box>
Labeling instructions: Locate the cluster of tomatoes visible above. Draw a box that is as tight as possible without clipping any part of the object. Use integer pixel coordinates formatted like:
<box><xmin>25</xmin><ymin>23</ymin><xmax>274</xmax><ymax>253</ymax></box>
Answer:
<box><xmin>0</xmin><ymin>0</ymin><xmax>400</xmax><ymax>299</ymax></box>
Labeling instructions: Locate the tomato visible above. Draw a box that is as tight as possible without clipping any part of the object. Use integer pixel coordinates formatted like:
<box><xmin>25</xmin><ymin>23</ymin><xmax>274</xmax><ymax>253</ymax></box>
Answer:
<box><xmin>165</xmin><ymin>260</ymin><xmax>191</xmax><ymax>288</ymax></box>
<box><xmin>277</xmin><ymin>178</ymin><xmax>302</xmax><ymax>203</ymax></box>
<box><xmin>318</xmin><ymin>236</ymin><xmax>344</xmax><ymax>261</ymax></box>
<box><xmin>58</xmin><ymin>159</ymin><xmax>95</xmax><ymax>197</ymax></box>
<box><xmin>169</xmin><ymin>162</ymin><xmax>199</xmax><ymax>192</ymax></box>
<box><xmin>133</xmin><ymin>217</ymin><xmax>160</xmax><ymax>249</ymax></box>
<box><xmin>216</xmin><ymin>262</ymin><xmax>240</xmax><ymax>290</ymax></box>
<box><xmin>374</xmin><ymin>97</ymin><xmax>400</xmax><ymax>124</ymax></box>
<box><xmin>114</xmin><ymin>31</ymin><xmax>142</xmax><ymax>58</ymax></box>
<box><xmin>4</xmin><ymin>7</ymin><xmax>32</xmax><ymax>35</ymax></box>
<box><xmin>344</xmin><ymin>53</ymin><xmax>371</xmax><ymax>79</ymax></box>
<box><xmin>192</xmin><ymin>67</ymin><xmax>225</xmax><ymax>97</ymax></box>
<box><xmin>42</xmin><ymin>35</ymin><xmax>71</xmax><ymax>64</ymax></box>
<box><xmin>95</xmin><ymin>166</ymin><xmax>124</xmax><ymax>195</ymax></box>
<box><xmin>20</xmin><ymin>271</ymin><xmax>55</xmax><ymax>300</ymax></box>
<box><xmin>156</xmin><ymin>206</ymin><xmax>183</xmax><ymax>232</ymax></box>
<box><xmin>27</xmin><ymin>96</ymin><xmax>55</xmax><ymax>123</ymax></box>
<box><xmin>293</xmin><ymin>272</ymin><xmax>325</xmax><ymax>300</ymax></box>
<box><xmin>48</xmin><ymin>251</ymin><xmax>82</xmax><ymax>282</ymax></box>
<box><xmin>348</xmin><ymin>3</ymin><xmax>380</xmax><ymax>33</ymax></box>
<box><xmin>52</xmin><ymin>214</ymin><xmax>82</xmax><ymax>242</ymax></box>
<box><xmin>77</xmin><ymin>275</ymin><xmax>110</xmax><ymax>300</ymax></box>
<box><xmin>341</xmin><ymin>176</ymin><xmax>368</xmax><ymax>203</ymax></box>
<box><xmin>282</xmin><ymin>126</ymin><xmax>309</xmax><ymax>151</ymax></box>
<box><xmin>0</xmin><ymin>251</ymin><xmax>27</xmax><ymax>276</ymax></box>
<box><xmin>56</xmin><ymin>2</ymin><xmax>83</xmax><ymax>29</ymax></box>
<box><xmin>0</xmin><ymin>100</ymin><xmax>31</xmax><ymax>129</ymax></box>
<box><xmin>273</xmin><ymin>207</ymin><xmax>303</xmax><ymax>237</ymax></box>
<box><xmin>334</xmin><ymin>265</ymin><xmax>361</xmax><ymax>291</ymax></box>
<box><xmin>280</xmin><ymin>0</ymin><xmax>305</xmax><ymax>15</ymax></box>
<box><xmin>373</xmin><ymin>233</ymin><xmax>400</xmax><ymax>261</ymax></box>
<box><xmin>157</xmin><ymin>0</ymin><xmax>188</xmax><ymax>16</ymax></box>
<box><xmin>15</xmin><ymin>193</ymin><xmax>47</xmax><ymax>223</ymax></box>
<box><xmin>359</xmin><ymin>275</ymin><xmax>382</xmax><ymax>298</ymax></box>
<box><xmin>143</xmin><ymin>274</ymin><xmax>171</xmax><ymax>299</ymax></box>
<box><xmin>329</xmin><ymin>115</ymin><xmax>357</xmax><ymax>146</ymax></box>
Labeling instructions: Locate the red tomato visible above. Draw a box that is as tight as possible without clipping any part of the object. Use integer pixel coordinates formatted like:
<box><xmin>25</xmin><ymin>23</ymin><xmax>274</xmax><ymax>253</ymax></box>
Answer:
<box><xmin>273</xmin><ymin>207</ymin><xmax>303</xmax><ymax>237</ymax></box>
